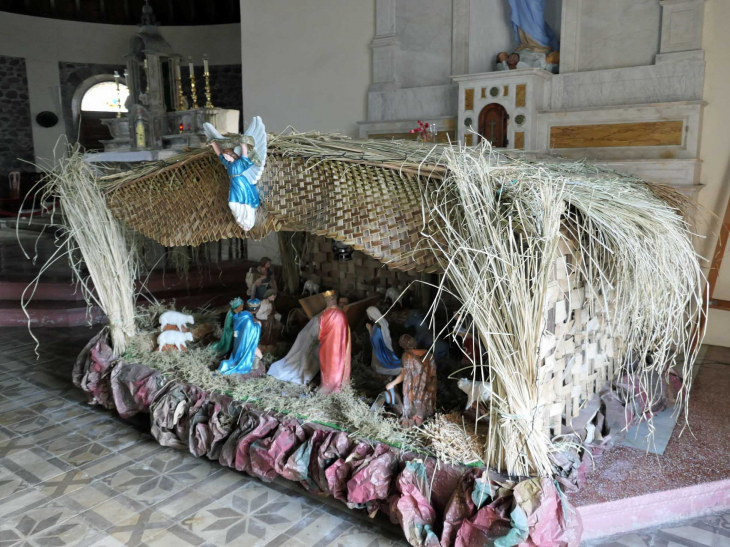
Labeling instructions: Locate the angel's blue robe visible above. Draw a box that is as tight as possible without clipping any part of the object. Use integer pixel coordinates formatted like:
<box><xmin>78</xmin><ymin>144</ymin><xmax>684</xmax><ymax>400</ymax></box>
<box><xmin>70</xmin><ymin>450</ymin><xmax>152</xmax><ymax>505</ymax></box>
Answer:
<box><xmin>219</xmin><ymin>154</ymin><xmax>260</xmax><ymax>208</ymax></box>
<box><xmin>370</xmin><ymin>324</ymin><xmax>401</xmax><ymax>370</ymax></box>
<box><xmin>218</xmin><ymin>311</ymin><xmax>261</xmax><ymax>375</ymax></box>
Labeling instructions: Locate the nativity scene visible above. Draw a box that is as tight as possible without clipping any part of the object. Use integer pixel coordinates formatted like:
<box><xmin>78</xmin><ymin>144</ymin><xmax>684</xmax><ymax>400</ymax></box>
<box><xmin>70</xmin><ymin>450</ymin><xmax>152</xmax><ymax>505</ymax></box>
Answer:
<box><xmin>8</xmin><ymin>0</ymin><xmax>719</xmax><ymax>545</ymax></box>
<box><xmin>60</xmin><ymin>126</ymin><xmax>703</xmax><ymax>547</ymax></box>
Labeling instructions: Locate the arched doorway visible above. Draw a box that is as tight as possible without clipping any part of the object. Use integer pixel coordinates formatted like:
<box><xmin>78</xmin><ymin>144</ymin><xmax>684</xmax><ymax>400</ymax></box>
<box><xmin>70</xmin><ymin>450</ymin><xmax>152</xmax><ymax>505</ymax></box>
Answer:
<box><xmin>72</xmin><ymin>76</ymin><xmax>129</xmax><ymax>151</ymax></box>
<box><xmin>478</xmin><ymin>103</ymin><xmax>508</xmax><ymax>148</ymax></box>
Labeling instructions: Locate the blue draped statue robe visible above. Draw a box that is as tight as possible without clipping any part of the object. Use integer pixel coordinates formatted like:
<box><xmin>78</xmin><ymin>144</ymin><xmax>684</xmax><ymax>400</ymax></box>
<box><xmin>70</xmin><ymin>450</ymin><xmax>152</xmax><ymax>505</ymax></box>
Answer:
<box><xmin>218</xmin><ymin>311</ymin><xmax>261</xmax><ymax>375</ymax></box>
<box><xmin>219</xmin><ymin>154</ymin><xmax>260</xmax><ymax>209</ymax></box>
<box><xmin>507</xmin><ymin>0</ymin><xmax>559</xmax><ymax>51</ymax></box>
<box><xmin>370</xmin><ymin>324</ymin><xmax>401</xmax><ymax>372</ymax></box>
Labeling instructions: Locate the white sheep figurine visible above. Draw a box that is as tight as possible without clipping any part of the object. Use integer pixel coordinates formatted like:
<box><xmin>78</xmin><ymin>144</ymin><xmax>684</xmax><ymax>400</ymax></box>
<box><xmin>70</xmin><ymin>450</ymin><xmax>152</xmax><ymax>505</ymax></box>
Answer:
<box><xmin>457</xmin><ymin>378</ymin><xmax>492</xmax><ymax>410</ymax></box>
<box><xmin>159</xmin><ymin>311</ymin><xmax>194</xmax><ymax>331</ymax></box>
<box><xmin>157</xmin><ymin>330</ymin><xmax>194</xmax><ymax>352</ymax></box>
<box><xmin>302</xmin><ymin>280</ymin><xmax>320</xmax><ymax>297</ymax></box>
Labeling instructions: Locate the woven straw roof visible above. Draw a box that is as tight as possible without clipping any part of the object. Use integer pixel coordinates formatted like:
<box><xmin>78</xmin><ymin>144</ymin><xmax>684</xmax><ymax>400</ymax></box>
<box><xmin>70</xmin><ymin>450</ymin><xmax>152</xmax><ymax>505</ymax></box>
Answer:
<box><xmin>104</xmin><ymin>145</ymin><xmax>440</xmax><ymax>273</ymax></box>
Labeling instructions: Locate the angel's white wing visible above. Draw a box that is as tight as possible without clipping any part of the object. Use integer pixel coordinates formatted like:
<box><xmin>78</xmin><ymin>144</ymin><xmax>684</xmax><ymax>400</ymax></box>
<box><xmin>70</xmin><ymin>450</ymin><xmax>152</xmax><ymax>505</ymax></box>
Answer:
<box><xmin>203</xmin><ymin>122</ymin><xmax>224</xmax><ymax>142</ymax></box>
<box><xmin>241</xmin><ymin>116</ymin><xmax>267</xmax><ymax>186</ymax></box>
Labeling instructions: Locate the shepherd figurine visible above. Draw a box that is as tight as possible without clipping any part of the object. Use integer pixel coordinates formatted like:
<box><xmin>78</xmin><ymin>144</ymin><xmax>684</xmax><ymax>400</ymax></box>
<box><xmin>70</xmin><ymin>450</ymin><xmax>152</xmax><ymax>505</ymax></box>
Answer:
<box><xmin>204</xmin><ymin>117</ymin><xmax>267</xmax><ymax>232</ymax></box>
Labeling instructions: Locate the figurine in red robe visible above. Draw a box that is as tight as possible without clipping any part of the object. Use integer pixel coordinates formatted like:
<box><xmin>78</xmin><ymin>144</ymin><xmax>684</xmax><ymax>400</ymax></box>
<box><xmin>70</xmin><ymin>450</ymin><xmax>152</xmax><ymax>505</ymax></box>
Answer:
<box><xmin>318</xmin><ymin>291</ymin><xmax>351</xmax><ymax>394</ymax></box>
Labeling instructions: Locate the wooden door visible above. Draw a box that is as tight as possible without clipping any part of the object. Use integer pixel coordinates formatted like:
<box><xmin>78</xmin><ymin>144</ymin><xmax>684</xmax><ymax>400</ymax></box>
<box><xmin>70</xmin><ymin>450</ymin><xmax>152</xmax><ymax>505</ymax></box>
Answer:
<box><xmin>478</xmin><ymin>103</ymin><xmax>508</xmax><ymax>148</ymax></box>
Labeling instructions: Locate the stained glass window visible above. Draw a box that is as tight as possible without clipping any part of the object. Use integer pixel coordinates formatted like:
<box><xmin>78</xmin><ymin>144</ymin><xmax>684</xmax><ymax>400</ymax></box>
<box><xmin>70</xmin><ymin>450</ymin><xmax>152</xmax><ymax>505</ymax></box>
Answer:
<box><xmin>81</xmin><ymin>81</ymin><xmax>130</xmax><ymax>113</ymax></box>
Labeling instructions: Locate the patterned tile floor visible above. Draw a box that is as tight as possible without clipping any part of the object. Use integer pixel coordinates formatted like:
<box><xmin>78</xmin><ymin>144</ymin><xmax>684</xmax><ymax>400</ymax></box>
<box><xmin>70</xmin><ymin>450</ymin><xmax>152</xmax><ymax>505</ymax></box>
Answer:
<box><xmin>0</xmin><ymin>328</ymin><xmax>407</xmax><ymax>547</ymax></box>
<box><xmin>0</xmin><ymin>326</ymin><xmax>727</xmax><ymax>547</ymax></box>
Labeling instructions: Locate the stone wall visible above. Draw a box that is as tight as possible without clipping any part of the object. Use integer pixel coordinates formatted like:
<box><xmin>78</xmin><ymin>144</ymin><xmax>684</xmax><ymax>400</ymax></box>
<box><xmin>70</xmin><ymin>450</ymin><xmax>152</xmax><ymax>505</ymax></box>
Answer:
<box><xmin>0</xmin><ymin>55</ymin><xmax>34</xmax><ymax>178</ymax></box>
<box><xmin>58</xmin><ymin>61</ymin><xmax>126</xmax><ymax>143</ymax></box>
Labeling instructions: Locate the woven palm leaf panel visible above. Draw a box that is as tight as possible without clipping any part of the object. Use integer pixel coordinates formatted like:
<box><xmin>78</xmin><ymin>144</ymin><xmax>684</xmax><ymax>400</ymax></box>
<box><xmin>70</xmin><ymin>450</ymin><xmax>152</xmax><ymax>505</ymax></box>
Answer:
<box><xmin>105</xmin><ymin>150</ymin><xmax>440</xmax><ymax>273</ymax></box>
<box><xmin>259</xmin><ymin>155</ymin><xmax>439</xmax><ymax>273</ymax></box>
<box><xmin>104</xmin><ymin>151</ymin><xmax>275</xmax><ymax>247</ymax></box>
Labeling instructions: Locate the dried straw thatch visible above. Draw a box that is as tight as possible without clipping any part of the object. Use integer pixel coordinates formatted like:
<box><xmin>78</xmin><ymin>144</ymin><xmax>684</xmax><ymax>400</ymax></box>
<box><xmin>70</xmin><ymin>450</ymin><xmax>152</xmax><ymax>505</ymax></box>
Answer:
<box><xmin>20</xmin><ymin>150</ymin><xmax>139</xmax><ymax>355</ymax></box>
<box><xmin>418</xmin><ymin>143</ymin><xmax>704</xmax><ymax>476</ymax></box>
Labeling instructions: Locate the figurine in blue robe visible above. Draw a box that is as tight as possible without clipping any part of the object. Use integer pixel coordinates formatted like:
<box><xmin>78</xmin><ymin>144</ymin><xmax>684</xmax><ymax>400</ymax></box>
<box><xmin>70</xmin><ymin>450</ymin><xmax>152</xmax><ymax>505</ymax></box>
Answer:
<box><xmin>211</xmin><ymin>297</ymin><xmax>244</xmax><ymax>356</ymax></box>
<box><xmin>218</xmin><ymin>299</ymin><xmax>263</xmax><ymax>375</ymax></box>
<box><xmin>366</xmin><ymin>306</ymin><xmax>402</xmax><ymax>376</ymax></box>
<box><xmin>204</xmin><ymin>117</ymin><xmax>267</xmax><ymax>232</ymax></box>
<box><xmin>507</xmin><ymin>0</ymin><xmax>559</xmax><ymax>53</ymax></box>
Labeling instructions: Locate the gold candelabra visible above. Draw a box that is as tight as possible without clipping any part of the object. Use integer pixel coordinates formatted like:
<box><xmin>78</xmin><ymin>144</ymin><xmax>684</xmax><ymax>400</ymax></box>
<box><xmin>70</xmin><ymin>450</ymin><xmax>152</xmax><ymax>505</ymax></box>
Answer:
<box><xmin>190</xmin><ymin>75</ymin><xmax>199</xmax><ymax>109</ymax></box>
<box><xmin>204</xmin><ymin>72</ymin><xmax>214</xmax><ymax>108</ymax></box>
<box><xmin>176</xmin><ymin>77</ymin><xmax>186</xmax><ymax>111</ymax></box>
<box><xmin>187</xmin><ymin>57</ymin><xmax>198</xmax><ymax>109</ymax></box>
<box><xmin>114</xmin><ymin>71</ymin><xmax>122</xmax><ymax>118</ymax></box>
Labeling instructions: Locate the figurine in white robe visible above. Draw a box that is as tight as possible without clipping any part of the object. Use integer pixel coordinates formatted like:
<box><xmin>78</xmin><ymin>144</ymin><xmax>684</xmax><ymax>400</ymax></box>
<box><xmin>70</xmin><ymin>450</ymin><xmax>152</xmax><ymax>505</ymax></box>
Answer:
<box><xmin>267</xmin><ymin>313</ymin><xmax>321</xmax><ymax>385</ymax></box>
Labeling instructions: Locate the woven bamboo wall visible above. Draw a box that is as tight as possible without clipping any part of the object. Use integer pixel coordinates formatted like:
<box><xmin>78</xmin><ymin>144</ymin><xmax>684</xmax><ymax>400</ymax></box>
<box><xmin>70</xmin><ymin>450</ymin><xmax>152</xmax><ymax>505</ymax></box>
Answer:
<box><xmin>537</xmin><ymin>238</ymin><xmax>625</xmax><ymax>437</ymax></box>
<box><xmin>301</xmin><ymin>235</ymin><xmax>419</xmax><ymax>301</ymax></box>
<box><xmin>259</xmin><ymin>155</ymin><xmax>438</xmax><ymax>273</ymax></box>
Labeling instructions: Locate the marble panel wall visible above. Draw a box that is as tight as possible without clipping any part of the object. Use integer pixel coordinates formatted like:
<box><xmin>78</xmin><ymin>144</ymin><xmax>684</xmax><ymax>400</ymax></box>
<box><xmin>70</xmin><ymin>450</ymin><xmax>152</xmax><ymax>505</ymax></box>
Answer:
<box><xmin>368</xmin><ymin>84</ymin><xmax>457</xmax><ymax>122</ymax></box>
<box><xmin>550</xmin><ymin>60</ymin><xmax>704</xmax><ymax>110</ymax></box>
<box><xmin>561</xmin><ymin>0</ymin><xmax>662</xmax><ymax>73</ymax></box>
<box><xmin>535</xmin><ymin>100</ymin><xmax>704</xmax><ymax>160</ymax></box>
<box><xmin>396</xmin><ymin>0</ymin><xmax>453</xmax><ymax>88</ymax></box>
<box><xmin>468</xmin><ymin>0</ymin><xmax>515</xmax><ymax>74</ymax></box>
<box><xmin>0</xmin><ymin>55</ymin><xmax>34</xmax><ymax>179</ymax></box>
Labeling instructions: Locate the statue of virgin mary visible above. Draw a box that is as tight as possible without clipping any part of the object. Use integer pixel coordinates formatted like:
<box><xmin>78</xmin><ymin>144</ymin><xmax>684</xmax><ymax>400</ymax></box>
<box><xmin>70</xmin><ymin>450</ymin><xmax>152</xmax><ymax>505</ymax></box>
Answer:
<box><xmin>507</xmin><ymin>0</ymin><xmax>559</xmax><ymax>53</ymax></box>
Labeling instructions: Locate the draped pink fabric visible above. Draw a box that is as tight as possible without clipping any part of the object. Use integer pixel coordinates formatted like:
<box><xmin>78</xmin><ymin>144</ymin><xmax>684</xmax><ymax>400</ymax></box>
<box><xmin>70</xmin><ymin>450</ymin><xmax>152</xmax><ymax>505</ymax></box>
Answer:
<box><xmin>318</xmin><ymin>307</ymin><xmax>351</xmax><ymax>393</ymax></box>
<box><xmin>73</xmin><ymin>331</ymin><xmax>590</xmax><ymax>547</ymax></box>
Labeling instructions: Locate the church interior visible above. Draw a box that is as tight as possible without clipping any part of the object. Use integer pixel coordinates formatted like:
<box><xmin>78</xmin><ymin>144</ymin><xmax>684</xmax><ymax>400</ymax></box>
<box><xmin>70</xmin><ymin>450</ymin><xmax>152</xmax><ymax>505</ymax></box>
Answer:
<box><xmin>0</xmin><ymin>1</ymin><xmax>729</xmax><ymax>546</ymax></box>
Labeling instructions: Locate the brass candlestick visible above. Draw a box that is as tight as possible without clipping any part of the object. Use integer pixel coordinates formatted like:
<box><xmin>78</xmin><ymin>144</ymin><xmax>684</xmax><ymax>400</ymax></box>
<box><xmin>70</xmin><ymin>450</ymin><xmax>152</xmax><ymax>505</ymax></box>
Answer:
<box><xmin>189</xmin><ymin>75</ymin><xmax>199</xmax><ymax>109</ymax></box>
<box><xmin>114</xmin><ymin>71</ymin><xmax>122</xmax><ymax>118</ymax></box>
<box><xmin>176</xmin><ymin>77</ymin><xmax>186</xmax><ymax>111</ymax></box>
<box><xmin>204</xmin><ymin>72</ymin><xmax>214</xmax><ymax>108</ymax></box>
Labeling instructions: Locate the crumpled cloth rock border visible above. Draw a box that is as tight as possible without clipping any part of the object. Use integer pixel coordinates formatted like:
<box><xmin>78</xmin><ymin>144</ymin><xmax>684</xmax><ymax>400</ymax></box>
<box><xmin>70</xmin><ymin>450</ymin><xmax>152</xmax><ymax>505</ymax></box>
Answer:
<box><xmin>73</xmin><ymin>331</ymin><xmax>583</xmax><ymax>547</ymax></box>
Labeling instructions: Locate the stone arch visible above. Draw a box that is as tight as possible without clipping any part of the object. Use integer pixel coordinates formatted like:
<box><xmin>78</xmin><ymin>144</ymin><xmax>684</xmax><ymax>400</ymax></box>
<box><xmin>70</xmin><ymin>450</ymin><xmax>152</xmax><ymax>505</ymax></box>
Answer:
<box><xmin>70</xmin><ymin>74</ymin><xmax>127</xmax><ymax>141</ymax></box>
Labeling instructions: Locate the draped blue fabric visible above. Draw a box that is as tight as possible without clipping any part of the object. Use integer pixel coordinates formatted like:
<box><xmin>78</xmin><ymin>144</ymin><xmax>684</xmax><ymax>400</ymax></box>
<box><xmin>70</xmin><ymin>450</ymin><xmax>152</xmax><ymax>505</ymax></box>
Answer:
<box><xmin>218</xmin><ymin>311</ymin><xmax>261</xmax><ymax>375</ymax></box>
<box><xmin>219</xmin><ymin>154</ymin><xmax>260</xmax><ymax>208</ymax></box>
<box><xmin>507</xmin><ymin>0</ymin><xmax>559</xmax><ymax>51</ymax></box>
<box><xmin>254</xmin><ymin>273</ymin><xmax>273</xmax><ymax>300</ymax></box>
<box><xmin>370</xmin><ymin>325</ymin><xmax>401</xmax><ymax>370</ymax></box>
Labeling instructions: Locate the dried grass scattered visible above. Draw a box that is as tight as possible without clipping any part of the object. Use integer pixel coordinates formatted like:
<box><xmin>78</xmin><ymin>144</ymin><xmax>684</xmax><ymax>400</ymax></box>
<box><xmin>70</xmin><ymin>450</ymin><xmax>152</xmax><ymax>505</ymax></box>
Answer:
<box><xmin>20</xmin><ymin>148</ymin><xmax>138</xmax><ymax>355</ymax></box>
<box><xmin>125</xmin><ymin>315</ymin><xmax>424</xmax><ymax>452</ymax></box>
<box><xmin>419</xmin><ymin>413</ymin><xmax>486</xmax><ymax>466</ymax></box>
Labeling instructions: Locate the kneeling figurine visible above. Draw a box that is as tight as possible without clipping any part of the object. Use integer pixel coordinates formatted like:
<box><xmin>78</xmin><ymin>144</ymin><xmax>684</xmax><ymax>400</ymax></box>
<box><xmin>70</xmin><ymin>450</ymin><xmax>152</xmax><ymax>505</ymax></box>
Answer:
<box><xmin>212</xmin><ymin>297</ymin><xmax>245</xmax><ymax>356</ymax></box>
<box><xmin>218</xmin><ymin>299</ymin><xmax>263</xmax><ymax>376</ymax></box>
<box><xmin>384</xmin><ymin>335</ymin><xmax>437</xmax><ymax>427</ymax></box>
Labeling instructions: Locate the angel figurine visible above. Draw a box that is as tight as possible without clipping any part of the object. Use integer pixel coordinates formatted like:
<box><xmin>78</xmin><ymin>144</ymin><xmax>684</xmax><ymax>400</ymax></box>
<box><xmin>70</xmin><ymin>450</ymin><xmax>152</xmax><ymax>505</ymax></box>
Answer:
<box><xmin>203</xmin><ymin>117</ymin><xmax>267</xmax><ymax>232</ymax></box>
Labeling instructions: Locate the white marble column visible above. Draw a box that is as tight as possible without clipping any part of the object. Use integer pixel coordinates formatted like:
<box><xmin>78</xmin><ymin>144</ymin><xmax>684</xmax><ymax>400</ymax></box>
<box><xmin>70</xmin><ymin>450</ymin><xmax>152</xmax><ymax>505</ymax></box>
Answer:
<box><xmin>370</xmin><ymin>0</ymin><xmax>399</xmax><ymax>92</ymax></box>
<box><xmin>558</xmin><ymin>0</ymin><xmax>581</xmax><ymax>74</ymax></box>
<box><xmin>656</xmin><ymin>0</ymin><xmax>705</xmax><ymax>63</ymax></box>
<box><xmin>451</xmin><ymin>0</ymin><xmax>470</xmax><ymax>76</ymax></box>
